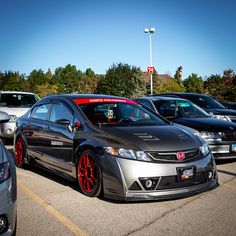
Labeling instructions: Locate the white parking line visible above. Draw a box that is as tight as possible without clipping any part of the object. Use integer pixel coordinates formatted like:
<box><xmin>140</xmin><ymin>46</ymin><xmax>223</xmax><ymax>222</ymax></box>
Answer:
<box><xmin>18</xmin><ymin>181</ymin><xmax>88</xmax><ymax>236</ymax></box>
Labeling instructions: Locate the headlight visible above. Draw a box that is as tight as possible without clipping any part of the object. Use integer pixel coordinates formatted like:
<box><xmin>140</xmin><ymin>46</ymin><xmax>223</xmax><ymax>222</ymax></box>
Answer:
<box><xmin>0</xmin><ymin>162</ymin><xmax>10</xmax><ymax>184</ymax></box>
<box><xmin>200</xmin><ymin>131</ymin><xmax>221</xmax><ymax>141</ymax></box>
<box><xmin>194</xmin><ymin>131</ymin><xmax>201</xmax><ymax>137</ymax></box>
<box><xmin>213</xmin><ymin>114</ymin><xmax>231</xmax><ymax>122</ymax></box>
<box><xmin>104</xmin><ymin>147</ymin><xmax>151</xmax><ymax>162</ymax></box>
<box><xmin>199</xmin><ymin>143</ymin><xmax>210</xmax><ymax>156</ymax></box>
<box><xmin>9</xmin><ymin>115</ymin><xmax>17</xmax><ymax>122</ymax></box>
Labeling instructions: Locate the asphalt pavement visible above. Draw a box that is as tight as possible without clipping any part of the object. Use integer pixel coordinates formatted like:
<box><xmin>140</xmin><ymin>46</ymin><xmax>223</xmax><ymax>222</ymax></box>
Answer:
<box><xmin>5</xmin><ymin>145</ymin><xmax>236</xmax><ymax>236</ymax></box>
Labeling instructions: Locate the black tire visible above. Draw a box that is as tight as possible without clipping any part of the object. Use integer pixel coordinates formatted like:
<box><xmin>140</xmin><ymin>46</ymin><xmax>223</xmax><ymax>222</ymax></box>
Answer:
<box><xmin>15</xmin><ymin>136</ymin><xmax>27</xmax><ymax>168</ymax></box>
<box><xmin>77</xmin><ymin>149</ymin><xmax>102</xmax><ymax>197</ymax></box>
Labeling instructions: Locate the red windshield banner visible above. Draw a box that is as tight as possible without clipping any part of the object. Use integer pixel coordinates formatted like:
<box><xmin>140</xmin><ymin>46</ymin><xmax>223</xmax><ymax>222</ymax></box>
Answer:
<box><xmin>73</xmin><ymin>98</ymin><xmax>138</xmax><ymax>105</ymax></box>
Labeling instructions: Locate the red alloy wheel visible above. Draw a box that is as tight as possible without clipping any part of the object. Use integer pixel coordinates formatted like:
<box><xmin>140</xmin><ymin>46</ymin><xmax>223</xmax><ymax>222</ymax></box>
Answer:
<box><xmin>15</xmin><ymin>137</ymin><xmax>24</xmax><ymax>166</ymax></box>
<box><xmin>78</xmin><ymin>152</ymin><xmax>98</xmax><ymax>194</ymax></box>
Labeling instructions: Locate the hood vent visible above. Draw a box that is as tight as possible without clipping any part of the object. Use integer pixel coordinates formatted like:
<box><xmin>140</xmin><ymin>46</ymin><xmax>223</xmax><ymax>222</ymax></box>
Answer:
<box><xmin>133</xmin><ymin>133</ymin><xmax>160</xmax><ymax>141</ymax></box>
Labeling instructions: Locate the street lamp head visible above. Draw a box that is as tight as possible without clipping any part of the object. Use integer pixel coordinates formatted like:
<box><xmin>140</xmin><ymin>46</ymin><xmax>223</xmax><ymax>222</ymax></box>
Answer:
<box><xmin>144</xmin><ymin>27</ymin><xmax>155</xmax><ymax>34</ymax></box>
<box><xmin>149</xmin><ymin>27</ymin><xmax>155</xmax><ymax>33</ymax></box>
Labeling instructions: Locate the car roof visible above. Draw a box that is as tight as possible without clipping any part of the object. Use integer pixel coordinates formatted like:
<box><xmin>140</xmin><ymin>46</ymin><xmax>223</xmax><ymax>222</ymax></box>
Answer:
<box><xmin>153</xmin><ymin>92</ymin><xmax>210</xmax><ymax>98</ymax></box>
<box><xmin>135</xmin><ymin>96</ymin><xmax>189</xmax><ymax>102</ymax></box>
<box><xmin>44</xmin><ymin>94</ymin><xmax>128</xmax><ymax>100</ymax></box>
<box><xmin>0</xmin><ymin>90</ymin><xmax>36</xmax><ymax>95</ymax></box>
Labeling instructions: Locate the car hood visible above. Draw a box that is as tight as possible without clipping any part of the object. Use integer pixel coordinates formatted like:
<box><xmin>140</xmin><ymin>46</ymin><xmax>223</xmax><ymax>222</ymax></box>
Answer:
<box><xmin>101</xmin><ymin>125</ymin><xmax>201</xmax><ymax>152</ymax></box>
<box><xmin>0</xmin><ymin>107</ymin><xmax>29</xmax><ymax>117</ymax></box>
<box><xmin>172</xmin><ymin>117</ymin><xmax>236</xmax><ymax>132</ymax></box>
<box><xmin>205</xmin><ymin>108</ymin><xmax>236</xmax><ymax>116</ymax></box>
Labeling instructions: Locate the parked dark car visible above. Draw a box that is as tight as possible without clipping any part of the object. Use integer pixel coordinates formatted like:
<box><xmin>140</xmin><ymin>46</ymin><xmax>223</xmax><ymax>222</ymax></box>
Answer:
<box><xmin>152</xmin><ymin>92</ymin><xmax>236</xmax><ymax>123</ymax></box>
<box><xmin>14</xmin><ymin>94</ymin><xmax>218</xmax><ymax>201</ymax></box>
<box><xmin>0</xmin><ymin>112</ymin><xmax>17</xmax><ymax>235</ymax></box>
<box><xmin>221</xmin><ymin>102</ymin><xmax>236</xmax><ymax>110</ymax></box>
<box><xmin>135</xmin><ymin>96</ymin><xmax>236</xmax><ymax>160</ymax></box>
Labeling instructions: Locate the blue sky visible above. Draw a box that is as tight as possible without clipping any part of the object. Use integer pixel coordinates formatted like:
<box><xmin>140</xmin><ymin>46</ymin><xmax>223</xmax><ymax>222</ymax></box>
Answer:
<box><xmin>0</xmin><ymin>0</ymin><xmax>235</xmax><ymax>79</ymax></box>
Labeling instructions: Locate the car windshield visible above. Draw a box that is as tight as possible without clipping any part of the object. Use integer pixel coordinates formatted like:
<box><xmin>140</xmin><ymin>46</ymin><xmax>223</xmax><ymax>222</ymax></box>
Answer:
<box><xmin>74</xmin><ymin>98</ymin><xmax>168</xmax><ymax>127</ymax></box>
<box><xmin>186</xmin><ymin>96</ymin><xmax>226</xmax><ymax>109</ymax></box>
<box><xmin>0</xmin><ymin>93</ymin><xmax>39</xmax><ymax>108</ymax></box>
<box><xmin>154</xmin><ymin>100</ymin><xmax>211</xmax><ymax>118</ymax></box>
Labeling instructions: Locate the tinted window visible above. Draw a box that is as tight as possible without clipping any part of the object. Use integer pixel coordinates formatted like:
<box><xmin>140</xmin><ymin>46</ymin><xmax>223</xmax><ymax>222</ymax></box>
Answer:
<box><xmin>79</xmin><ymin>102</ymin><xmax>167</xmax><ymax>127</ymax></box>
<box><xmin>0</xmin><ymin>93</ymin><xmax>39</xmax><ymax>108</ymax></box>
<box><xmin>31</xmin><ymin>104</ymin><xmax>50</xmax><ymax>120</ymax></box>
<box><xmin>155</xmin><ymin>100</ymin><xmax>210</xmax><ymax>118</ymax></box>
<box><xmin>182</xmin><ymin>95</ymin><xmax>225</xmax><ymax>109</ymax></box>
<box><xmin>136</xmin><ymin>99</ymin><xmax>155</xmax><ymax>111</ymax></box>
<box><xmin>50</xmin><ymin>103</ymin><xmax>74</xmax><ymax>124</ymax></box>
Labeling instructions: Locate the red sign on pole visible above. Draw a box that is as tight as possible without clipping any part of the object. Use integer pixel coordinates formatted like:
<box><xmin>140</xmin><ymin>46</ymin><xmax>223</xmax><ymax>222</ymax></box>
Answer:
<box><xmin>147</xmin><ymin>66</ymin><xmax>155</xmax><ymax>74</ymax></box>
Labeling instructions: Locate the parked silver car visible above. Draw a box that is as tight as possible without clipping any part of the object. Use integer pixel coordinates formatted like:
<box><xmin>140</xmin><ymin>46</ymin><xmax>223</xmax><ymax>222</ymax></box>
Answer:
<box><xmin>0</xmin><ymin>111</ymin><xmax>17</xmax><ymax>235</ymax></box>
<box><xmin>0</xmin><ymin>91</ymin><xmax>40</xmax><ymax>141</ymax></box>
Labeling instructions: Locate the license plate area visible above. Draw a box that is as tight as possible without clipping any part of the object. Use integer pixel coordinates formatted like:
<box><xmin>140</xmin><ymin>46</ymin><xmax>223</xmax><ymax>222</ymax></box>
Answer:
<box><xmin>177</xmin><ymin>166</ymin><xmax>196</xmax><ymax>181</ymax></box>
<box><xmin>231</xmin><ymin>144</ymin><xmax>236</xmax><ymax>152</ymax></box>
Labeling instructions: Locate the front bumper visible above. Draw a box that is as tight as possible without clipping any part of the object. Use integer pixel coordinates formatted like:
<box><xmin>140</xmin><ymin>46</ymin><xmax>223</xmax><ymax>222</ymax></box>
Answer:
<box><xmin>0</xmin><ymin>122</ymin><xmax>16</xmax><ymax>139</ymax></box>
<box><xmin>0</xmin><ymin>178</ymin><xmax>17</xmax><ymax>235</ymax></box>
<box><xmin>102</xmin><ymin>152</ymin><xmax>218</xmax><ymax>201</ymax></box>
<box><xmin>208</xmin><ymin>142</ymin><xmax>236</xmax><ymax>160</ymax></box>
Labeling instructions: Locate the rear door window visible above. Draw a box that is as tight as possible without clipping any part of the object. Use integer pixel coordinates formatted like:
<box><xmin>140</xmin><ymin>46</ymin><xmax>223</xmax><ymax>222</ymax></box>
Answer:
<box><xmin>31</xmin><ymin>104</ymin><xmax>50</xmax><ymax>120</ymax></box>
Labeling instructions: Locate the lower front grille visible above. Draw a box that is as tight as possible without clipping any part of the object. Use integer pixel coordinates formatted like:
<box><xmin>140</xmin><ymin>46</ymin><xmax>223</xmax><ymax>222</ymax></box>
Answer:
<box><xmin>156</xmin><ymin>172</ymin><xmax>207</xmax><ymax>190</ymax></box>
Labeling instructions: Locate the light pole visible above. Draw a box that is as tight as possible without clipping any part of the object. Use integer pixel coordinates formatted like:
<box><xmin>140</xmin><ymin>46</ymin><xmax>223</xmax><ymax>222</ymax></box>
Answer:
<box><xmin>144</xmin><ymin>27</ymin><xmax>155</xmax><ymax>95</ymax></box>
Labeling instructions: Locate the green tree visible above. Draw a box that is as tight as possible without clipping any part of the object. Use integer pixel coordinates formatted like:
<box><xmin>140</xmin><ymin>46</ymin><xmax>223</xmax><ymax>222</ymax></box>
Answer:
<box><xmin>0</xmin><ymin>71</ymin><xmax>4</xmax><ymax>89</ymax></box>
<box><xmin>52</xmin><ymin>64</ymin><xmax>83</xmax><ymax>94</ymax></box>
<box><xmin>205</xmin><ymin>74</ymin><xmax>224</xmax><ymax>101</ymax></box>
<box><xmin>183</xmin><ymin>73</ymin><xmax>204</xmax><ymax>93</ymax></box>
<box><xmin>221</xmin><ymin>69</ymin><xmax>236</xmax><ymax>101</ymax></box>
<box><xmin>26</xmin><ymin>69</ymin><xmax>57</xmax><ymax>96</ymax></box>
<box><xmin>98</xmin><ymin>63</ymin><xmax>146</xmax><ymax>98</ymax></box>
<box><xmin>28</xmin><ymin>69</ymin><xmax>49</xmax><ymax>86</ymax></box>
<box><xmin>155</xmin><ymin>79</ymin><xmax>185</xmax><ymax>93</ymax></box>
<box><xmin>1</xmin><ymin>71</ymin><xmax>25</xmax><ymax>91</ymax></box>
<box><xmin>35</xmin><ymin>83</ymin><xmax>59</xmax><ymax>98</ymax></box>
<box><xmin>173</xmin><ymin>66</ymin><xmax>184</xmax><ymax>88</ymax></box>
<box><xmin>80</xmin><ymin>68</ymin><xmax>98</xmax><ymax>94</ymax></box>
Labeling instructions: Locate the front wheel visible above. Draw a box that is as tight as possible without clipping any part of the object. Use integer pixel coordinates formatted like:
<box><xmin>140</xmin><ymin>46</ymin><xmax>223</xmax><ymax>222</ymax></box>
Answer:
<box><xmin>77</xmin><ymin>149</ymin><xmax>102</xmax><ymax>197</ymax></box>
<box><xmin>15</xmin><ymin>136</ymin><xmax>27</xmax><ymax>168</ymax></box>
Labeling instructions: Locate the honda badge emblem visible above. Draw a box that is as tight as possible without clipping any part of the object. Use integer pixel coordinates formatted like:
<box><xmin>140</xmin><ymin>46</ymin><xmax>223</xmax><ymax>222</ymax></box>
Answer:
<box><xmin>177</xmin><ymin>151</ymin><xmax>185</xmax><ymax>161</ymax></box>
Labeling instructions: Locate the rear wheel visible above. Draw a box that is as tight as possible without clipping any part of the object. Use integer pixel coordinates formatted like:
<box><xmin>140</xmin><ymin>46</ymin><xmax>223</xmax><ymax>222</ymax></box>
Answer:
<box><xmin>77</xmin><ymin>149</ymin><xmax>102</xmax><ymax>197</ymax></box>
<box><xmin>15</xmin><ymin>136</ymin><xmax>27</xmax><ymax>168</ymax></box>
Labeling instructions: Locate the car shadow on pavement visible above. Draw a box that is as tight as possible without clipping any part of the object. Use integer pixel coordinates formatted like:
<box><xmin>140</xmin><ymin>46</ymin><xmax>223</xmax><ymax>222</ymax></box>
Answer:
<box><xmin>217</xmin><ymin>169</ymin><xmax>236</xmax><ymax>177</ymax></box>
<box><xmin>19</xmin><ymin>165</ymin><xmax>82</xmax><ymax>193</ymax></box>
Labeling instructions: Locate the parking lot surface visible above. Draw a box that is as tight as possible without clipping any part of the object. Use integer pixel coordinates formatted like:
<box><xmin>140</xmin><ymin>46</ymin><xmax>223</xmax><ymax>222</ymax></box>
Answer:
<box><xmin>6</xmin><ymin>146</ymin><xmax>236</xmax><ymax>236</ymax></box>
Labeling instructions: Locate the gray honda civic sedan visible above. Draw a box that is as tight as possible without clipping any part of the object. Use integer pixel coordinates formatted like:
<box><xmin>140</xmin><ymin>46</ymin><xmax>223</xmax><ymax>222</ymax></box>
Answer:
<box><xmin>0</xmin><ymin>112</ymin><xmax>17</xmax><ymax>235</ymax></box>
<box><xmin>14</xmin><ymin>94</ymin><xmax>218</xmax><ymax>201</ymax></box>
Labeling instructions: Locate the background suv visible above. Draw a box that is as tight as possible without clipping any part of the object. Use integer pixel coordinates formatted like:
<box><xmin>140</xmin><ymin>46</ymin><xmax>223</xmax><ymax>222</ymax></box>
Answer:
<box><xmin>0</xmin><ymin>91</ymin><xmax>40</xmax><ymax>141</ymax></box>
<box><xmin>153</xmin><ymin>92</ymin><xmax>236</xmax><ymax>123</ymax></box>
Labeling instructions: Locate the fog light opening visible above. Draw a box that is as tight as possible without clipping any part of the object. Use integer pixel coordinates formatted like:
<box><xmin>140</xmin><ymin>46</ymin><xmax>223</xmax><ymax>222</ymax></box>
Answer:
<box><xmin>145</xmin><ymin>179</ymin><xmax>153</xmax><ymax>188</ymax></box>
<box><xmin>207</xmin><ymin>171</ymin><xmax>213</xmax><ymax>180</ymax></box>
<box><xmin>0</xmin><ymin>216</ymin><xmax>8</xmax><ymax>234</ymax></box>
<box><xmin>6</xmin><ymin>129</ymin><xmax>13</xmax><ymax>135</ymax></box>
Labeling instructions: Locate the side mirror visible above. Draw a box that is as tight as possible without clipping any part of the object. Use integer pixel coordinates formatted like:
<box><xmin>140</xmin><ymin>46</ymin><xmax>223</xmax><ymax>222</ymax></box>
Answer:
<box><xmin>74</xmin><ymin>122</ymin><xmax>82</xmax><ymax>129</ymax></box>
<box><xmin>0</xmin><ymin>111</ymin><xmax>10</xmax><ymax>123</ymax></box>
<box><xmin>55</xmin><ymin>119</ymin><xmax>71</xmax><ymax>126</ymax></box>
<box><xmin>55</xmin><ymin>119</ymin><xmax>83</xmax><ymax>132</ymax></box>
